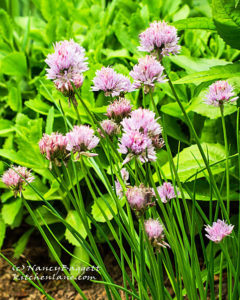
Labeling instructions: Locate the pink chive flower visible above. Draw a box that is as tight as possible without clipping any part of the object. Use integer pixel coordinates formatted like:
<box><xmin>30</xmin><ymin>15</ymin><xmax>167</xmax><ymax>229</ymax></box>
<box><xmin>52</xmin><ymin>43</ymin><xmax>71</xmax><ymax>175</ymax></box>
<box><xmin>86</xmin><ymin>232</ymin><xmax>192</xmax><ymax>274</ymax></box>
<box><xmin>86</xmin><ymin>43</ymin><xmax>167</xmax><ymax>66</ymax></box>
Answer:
<box><xmin>130</xmin><ymin>55</ymin><xmax>166</xmax><ymax>93</ymax></box>
<box><xmin>121</xmin><ymin>108</ymin><xmax>162</xmax><ymax>136</ymax></box>
<box><xmin>157</xmin><ymin>182</ymin><xmax>178</xmax><ymax>203</ymax></box>
<box><xmin>126</xmin><ymin>184</ymin><xmax>154</xmax><ymax>211</ymax></box>
<box><xmin>205</xmin><ymin>81</ymin><xmax>238</xmax><ymax>107</ymax></box>
<box><xmin>118</xmin><ymin>130</ymin><xmax>156</xmax><ymax>164</ymax></box>
<box><xmin>144</xmin><ymin>219</ymin><xmax>169</xmax><ymax>248</ymax></box>
<box><xmin>138</xmin><ymin>21</ymin><xmax>180</xmax><ymax>57</ymax></box>
<box><xmin>39</xmin><ymin>133</ymin><xmax>68</xmax><ymax>166</ymax></box>
<box><xmin>205</xmin><ymin>220</ymin><xmax>234</xmax><ymax>243</ymax></box>
<box><xmin>45</xmin><ymin>39</ymin><xmax>88</xmax><ymax>93</ymax></box>
<box><xmin>92</xmin><ymin>67</ymin><xmax>133</xmax><ymax>97</ymax></box>
<box><xmin>66</xmin><ymin>125</ymin><xmax>99</xmax><ymax>157</ymax></box>
<box><xmin>2</xmin><ymin>166</ymin><xmax>34</xmax><ymax>197</ymax></box>
<box><xmin>98</xmin><ymin>120</ymin><xmax>119</xmax><ymax>137</ymax></box>
<box><xmin>115</xmin><ymin>168</ymin><xmax>130</xmax><ymax>198</ymax></box>
<box><xmin>107</xmin><ymin>98</ymin><xmax>132</xmax><ymax>122</ymax></box>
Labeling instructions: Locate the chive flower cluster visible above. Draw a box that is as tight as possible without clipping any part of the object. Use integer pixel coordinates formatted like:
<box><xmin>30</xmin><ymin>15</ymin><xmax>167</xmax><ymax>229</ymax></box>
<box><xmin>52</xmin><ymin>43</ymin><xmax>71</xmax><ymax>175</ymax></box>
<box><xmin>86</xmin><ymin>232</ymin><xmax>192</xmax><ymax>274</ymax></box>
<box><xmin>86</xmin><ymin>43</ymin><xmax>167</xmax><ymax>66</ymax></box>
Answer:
<box><xmin>119</xmin><ymin>108</ymin><xmax>164</xmax><ymax>164</ymax></box>
<box><xmin>45</xmin><ymin>39</ymin><xmax>88</xmax><ymax>95</ymax></box>
<box><xmin>2</xmin><ymin>166</ymin><xmax>34</xmax><ymax>197</ymax></box>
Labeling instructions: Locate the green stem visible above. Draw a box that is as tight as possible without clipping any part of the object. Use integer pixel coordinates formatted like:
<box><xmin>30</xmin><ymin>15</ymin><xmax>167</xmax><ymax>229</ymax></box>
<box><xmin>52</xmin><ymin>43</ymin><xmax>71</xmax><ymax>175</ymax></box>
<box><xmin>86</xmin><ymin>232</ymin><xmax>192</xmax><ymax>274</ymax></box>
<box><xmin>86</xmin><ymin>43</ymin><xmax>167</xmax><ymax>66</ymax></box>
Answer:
<box><xmin>73</xmin><ymin>100</ymin><xmax>81</xmax><ymax>124</ymax></box>
<box><xmin>220</xmin><ymin>105</ymin><xmax>230</xmax><ymax>215</ymax></box>
<box><xmin>149</xmin><ymin>89</ymin><xmax>159</xmax><ymax>117</ymax></box>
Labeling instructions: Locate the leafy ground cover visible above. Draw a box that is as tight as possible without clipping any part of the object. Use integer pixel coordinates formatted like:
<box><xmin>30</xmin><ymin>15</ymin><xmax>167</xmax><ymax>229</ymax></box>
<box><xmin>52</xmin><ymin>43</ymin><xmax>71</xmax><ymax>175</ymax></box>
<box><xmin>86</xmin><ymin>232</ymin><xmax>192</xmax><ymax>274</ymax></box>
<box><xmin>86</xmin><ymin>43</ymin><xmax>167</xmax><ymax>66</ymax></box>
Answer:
<box><xmin>0</xmin><ymin>0</ymin><xmax>240</xmax><ymax>299</ymax></box>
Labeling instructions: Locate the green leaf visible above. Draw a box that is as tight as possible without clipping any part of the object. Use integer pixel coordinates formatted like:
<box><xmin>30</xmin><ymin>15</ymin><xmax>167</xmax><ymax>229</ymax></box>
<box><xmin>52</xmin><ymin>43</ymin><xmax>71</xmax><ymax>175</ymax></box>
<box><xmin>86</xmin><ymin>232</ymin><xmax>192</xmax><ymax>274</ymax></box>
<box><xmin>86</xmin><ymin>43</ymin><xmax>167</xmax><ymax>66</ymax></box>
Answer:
<box><xmin>46</xmin><ymin>106</ymin><xmax>54</xmax><ymax>134</ymax></box>
<box><xmin>25</xmin><ymin>206</ymin><xmax>60</xmax><ymax>225</ymax></box>
<box><xmin>169</xmin><ymin>55</ymin><xmax>229</xmax><ymax>74</ymax></box>
<box><xmin>8</xmin><ymin>86</ymin><xmax>22</xmax><ymax>111</ymax></box>
<box><xmin>69</xmin><ymin>246</ymin><xmax>90</xmax><ymax>278</ymax></box>
<box><xmin>1</xmin><ymin>197</ymin><xmax>22</xmax><ymax>226</ymax></box>
<box><xmin>13</xmin><ymin>228</ymin><xmax>34</xmax><ymax>259</ymax></box>
<box><xmin>0</xmin><ymin>9</ymin><xmax>13</xmax><ymax>43</ymax></box>
<box><xmin>0</xmin><ymin>120</ymin><xmax>14</xmax><ymax>136</ymax></box>
<box><xmin>212</xmin><ymin>0</ymin><xmax>240</xmax><ymax>49</ymax></box>
<box><xmin>40</xmin><ymin>0</ymin><xmax>57</xmax><ymax>21</ymax></box>
<box><xmin>174</xmin><ymin>63</ymin><xmax>240</xmax><ymax>85</ymax></box>
<box><xmin>172</xmin><ymin>17</ymin><xmax>216</xmax><ymax>31</ymax></box>
<box><xmin>65</xmin><ymin>211</ymin><xmax>90</xmax><ymax>247</ymax></box>
<box><xmin>0</xmin><ymin>214</ymin><xmax>6</xmax><ymax>249</ymax></box>
<box><xmin>91</xmin><ymin>194</ymin><xmax>124</xmax><ymax>223</ymax></box>
<box><xmin>160</xmin><ymin>143</ymin><xmax>226</xmax><ymax>181</ymax></box>
<box><xmin>1</xmin><ymin>52</ymin><xmax>27</xmax><ymax>76</ymax></box>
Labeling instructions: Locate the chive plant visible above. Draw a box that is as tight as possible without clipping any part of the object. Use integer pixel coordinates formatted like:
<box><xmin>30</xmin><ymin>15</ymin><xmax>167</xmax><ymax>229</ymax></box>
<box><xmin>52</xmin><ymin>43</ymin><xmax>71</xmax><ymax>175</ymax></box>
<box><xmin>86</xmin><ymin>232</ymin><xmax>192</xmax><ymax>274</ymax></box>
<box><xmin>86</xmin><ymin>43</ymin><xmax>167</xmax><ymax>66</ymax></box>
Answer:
<box><xmin>1</xmin><ymin>20</ymin><xmax>240</xmax><ymax>300</ymax></box>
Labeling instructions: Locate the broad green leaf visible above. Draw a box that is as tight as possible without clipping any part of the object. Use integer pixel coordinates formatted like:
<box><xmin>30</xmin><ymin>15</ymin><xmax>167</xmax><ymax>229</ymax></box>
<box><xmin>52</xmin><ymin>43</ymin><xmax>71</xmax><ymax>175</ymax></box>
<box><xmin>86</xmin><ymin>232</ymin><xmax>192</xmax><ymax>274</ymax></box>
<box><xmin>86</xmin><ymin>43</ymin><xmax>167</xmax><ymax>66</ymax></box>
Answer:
<box><xmin>1</xmin><ymin>197</ymin><xmax>22</xmax><ymax>226</ymax></box>
<box><xmin>91</xmin><ymin>194</ymin><xmax>124</xmax><ymax>223</ymax></box>
<box><xmin>13</xmin><ymin>228</ymin><xmax>34</xmax><ymax>259</ymax></box>
<box><xmin>160</xmin><ymin>143</ymin><xmax>226</xmax><ymax>181</ymax></box>
<box><xmin>213</xmin><ymin>0</ymin><xmax>240</xmax><ymax>49</ymax></box>
<box><xmin>0</xmin><ymin>120</ymin><xmax>14</xmax><ymax>136</ymax></box>
<box><xmin>1</xmin><ymin>52</ymin><xmax>27</xmax><ymax>76</ymax></box>
<box><xmin>8</xmin><ymin>86</ymin><xmax>22</xmax><ymax>112</ymax></box>
<box><xmin>161</xmin><ymin>102</ymin><xmax>187</xmax><ymax>122</ymax></box>
<box><xmin>113</xmin><ymin>13</ymin><xmax>137</xmax><ymax>53</ymax></box>
<box><xmin>172</xmin><ymin>17</ymin><xmax>216</xmax><ymax>31</ymax></box>
<box><xmin>25</xmin><ymin>206</ymin><xmax>60</xmax><ymax>225</ymax></box>
<box><xmin>46</xmin><ymin>106</ymin><xmax>54</xmax><ymax>134</ymax></box>
<box><xmin>70</xmin><ymin>246</ymin><xmax>90</xmax><ymax>278</ymax></box>
<box><xmin>65</xmin><ymin>211</ymin><xmax>90</xmax><ymax>247</ymax></box>
<box><xmin>174</xmin><ymin>63</ymin><xmax>240</xmax><ymax>85</ymax></box>
<box><xmin>0</xmin><ymin>9</ymin><xmax>13</xmax><ymax>43</ymax></box>
<box><xmin>40</xmin><ymin>0</ymin><xmax>57</xmax><ymax>21</ymax></box>
<box><xmin>0</xmin><ymin>214</ymin><xmax>6</xmax><ymax>249</ymax></box>
<box><xmin>169</xmin><ymin>55</ymin><xmax>229</xmax><ymax>74</ymax></box>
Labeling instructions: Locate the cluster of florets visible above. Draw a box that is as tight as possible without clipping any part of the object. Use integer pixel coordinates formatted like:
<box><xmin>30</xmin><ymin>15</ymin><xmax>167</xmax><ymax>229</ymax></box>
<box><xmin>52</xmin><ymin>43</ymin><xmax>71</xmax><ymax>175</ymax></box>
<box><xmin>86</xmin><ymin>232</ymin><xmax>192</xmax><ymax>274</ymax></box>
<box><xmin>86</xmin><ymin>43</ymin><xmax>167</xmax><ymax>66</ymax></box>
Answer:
<box><xmin>39</xmin><ymin>133</ymin><xmax>68</xmax><ymax>167</ymax></box>
<box><xmin>45</xmin><ymin>39</ymin><xmax>88</xmax><ymax>96</ymax></box>
<box><xmin>138</xmin><ymin>21</ymin><xmax>180</xmax><ymax>57</ymax></box>
<box><xmin>205</xmin><ymin>220</ymin><xmax>234</xmax><ymax>243</ymax></box>
<box><xmin>38</xmin><ymin>125</ymin><xmax>99</xmax><ymax>164</ymax></box>
<box><xmin>118</xmin><ymin>108</ymin><xmax>164</xmax><ymax>164</ymax></box>
<box><xmin>66</xmin><ymin>125</ymin><xmax>99</xmax><ymax>158</ymax></box>
<box><xmin>107</xmin><ymin>98</ymin><xmax>132</xmax><ymax>123</ymax></box>
<box><xmin>156</xmin><ymin>182</ymin><xmax>179</xmax><ymax>203</ymax></box>
<box><xmin>144</xmin><ymin>219</ymin><xmax>170</xmax><ymax>249</ymax></box>
<box><xmin>2</xmin><ymin>166</ymin><xmax>34</xmax><ymax>197</ymax></box>
<box><xmin>98</xmin><ymin>98</ymin><xmax>132</xmax><ymax>138</ymax></box>
<box><xmin>92</xmin><ymin>67</ymin><xmax>132</xmax><ymax>97</ymax></box>
<box><xmin>125</xmin><ymin>184</ymin><xmax>155</xmax><ymax>212</ymax></box>
<box><xmin>205</xmin><ymin>80</ymin><xmax>238</xmax><ymax>107</ymax></box>
<box><xmin>130</xmin><ymin>55</ymin><xmax>166</xmax><ymax>94</ymax></box>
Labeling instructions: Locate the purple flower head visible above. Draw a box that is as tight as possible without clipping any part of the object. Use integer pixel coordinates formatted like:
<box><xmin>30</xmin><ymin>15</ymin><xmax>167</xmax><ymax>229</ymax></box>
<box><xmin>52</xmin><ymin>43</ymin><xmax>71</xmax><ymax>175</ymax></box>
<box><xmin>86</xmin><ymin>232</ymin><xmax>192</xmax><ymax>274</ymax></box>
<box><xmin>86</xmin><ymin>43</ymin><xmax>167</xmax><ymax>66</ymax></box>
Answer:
<box><xmin>98</xmin><ymin>120</ymin><xmax>119</xmax><ymax>137</ymax></box>
<box><xmin>205</xmin><ymin>220</ymin><xmax>234</xmax><ymax>243</ymax></box>
<box><xmin>130</xmin><ymin>55</ymin><xmax>166</xmax><ymax>93</ymax></box>
<box><xmin>107</xmin><ymin>98</ymin><xmax>132</xmax><ymax>122</ymax></box>
<box><xmin>45</xmin><ymin>39</ymin><xmax>88</xmax><ymax>93</ymax></box>
<box><xmin>118</xmin><ymin>130</ymin><xmax>156</xmax><ymax>164</ymax></box>
<box><xmin>66</xmin><ymin>125</ymin><xmax>99</xmax><ymax>157</ymax></box>
<box><xmin>39</xmin><ymin>133</ymin><xmax>68</xmax><ymax>166</ymax></box>
<box><xmin>115</xmin><ymin>168</ymin><xmax>130</xmax><ymax>198</ymax></box>
<box><xmin>205</xmin><ymin>81</ymin><xmax>238</xmax><ymax>107</ymax></box>
<box><xmin>92</xmin><ymin>67</ymin><xmax>133</xmax><ymax>97</ymax></box>
<box><xmin>2</xmin><ymin>166</ymin><xmax>34</xmax><ymax>197</ymax></box>
<box><xmin>138</xmin><ymin>21</ymin><xmax>180</xmax><ymax>57</ymax></box>
<box><xmin>122</xmin><ymin>108</ymin><xmax>162</xmax><ymax>137</ymax></box>
<box><xmin>144</xmin><ymin>219</ymin><xmax>170</xmax><ymax>248</ymax></box>
<box><xmin>126</xmin><ymin>184</ymin><xmax>154</xmax><ymax>211</ymax></box>
<box><xmin>157</xmin><ymin>182</ymin><xmax>178</xmax><ymax>203</ymax></box>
